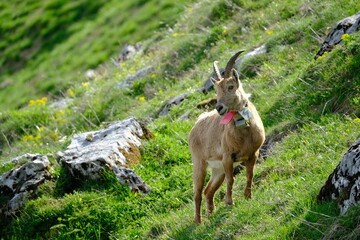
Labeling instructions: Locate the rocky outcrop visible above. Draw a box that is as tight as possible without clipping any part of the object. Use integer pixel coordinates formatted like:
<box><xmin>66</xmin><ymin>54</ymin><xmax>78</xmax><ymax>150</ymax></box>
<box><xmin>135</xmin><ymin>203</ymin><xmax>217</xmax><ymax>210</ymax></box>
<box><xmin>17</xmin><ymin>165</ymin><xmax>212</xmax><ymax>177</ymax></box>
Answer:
<box><xmin>158</xmin><ymin>93</ymin><xmax>190</xmax><ymax>116</ymax></box>
<box><xmin>117</xmin><ymin>66</ymin><xmax>154</xmax><ymax>89</ymax></box>
<box><xmin>317</xmin><ymin>138</ymin><xmax>360</xmax><ymax>214</ymax></box>
<box><xmin>0</xmin><ymin>154</ymin><xmax>51</xmax><ymax>216</ymax></box>
<box><xmin>84</xmin><ymin>69</ymin><xmax>100</xmax><ymax>80</ymax></box>
<box><xmin>57</xmin><ymin>117</ymin><xmax>153</xmax><ymax>193</ymax></box>
<box><xmin>196</xmin><ymin>97</ymin><xmax>217</xmax><ymax>110</ymax></box>
<box><xmin>315</xmin><ymin>11</ymin><xmax>360</xmax><ymax>59</ymax></box>
<box><xmin>116</xmin><ymin>43</ymin><xmax>141</xmax><ymax>63</ymax></box>
<box><xmin>49</xmin><ymin>98</ymin><xmax>73</xmax><ymax>109</ymax></box>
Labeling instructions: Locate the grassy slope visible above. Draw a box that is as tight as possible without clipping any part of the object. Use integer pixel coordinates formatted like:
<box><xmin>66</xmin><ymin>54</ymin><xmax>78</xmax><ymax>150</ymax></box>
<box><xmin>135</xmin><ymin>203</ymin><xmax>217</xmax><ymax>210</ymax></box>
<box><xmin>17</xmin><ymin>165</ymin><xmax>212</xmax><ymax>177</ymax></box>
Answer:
<box><xmin>1</xmin><ymin>0</ymin><xmax>360</xmax><ymax>239</ymax></box>
<box><xmin>0</xmin><ymin>0</ymin><xmax>189</xmax><ymax>110</ymax></box>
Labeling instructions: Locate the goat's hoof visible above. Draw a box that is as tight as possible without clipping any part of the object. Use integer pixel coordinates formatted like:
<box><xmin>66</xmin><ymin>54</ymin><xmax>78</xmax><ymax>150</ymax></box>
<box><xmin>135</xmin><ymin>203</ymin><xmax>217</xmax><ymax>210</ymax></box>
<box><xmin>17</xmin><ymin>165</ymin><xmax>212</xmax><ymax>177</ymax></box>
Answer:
<box><xmin>207</xmin><ymin>208</ymin><xmax>214</xmax><ymax>216</ymax></box>
<box><xmin>244</xmin><ymin>193</ymin><xmax>252</xmax><ymax>199</ymax></box>
<box><xmin>244</xmin><ymin>189</ymin><xmax>252</xmax><ymax>199</ymax></box>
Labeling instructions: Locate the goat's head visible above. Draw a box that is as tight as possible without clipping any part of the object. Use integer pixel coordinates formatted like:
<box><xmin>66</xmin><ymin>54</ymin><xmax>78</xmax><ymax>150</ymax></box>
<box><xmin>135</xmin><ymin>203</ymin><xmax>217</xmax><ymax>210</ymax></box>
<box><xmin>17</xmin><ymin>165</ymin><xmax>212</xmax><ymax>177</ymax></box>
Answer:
<box><xmin>211</xmin><ymin>50</ymin><xmax>248</xmax><ymax>116</ymax></box>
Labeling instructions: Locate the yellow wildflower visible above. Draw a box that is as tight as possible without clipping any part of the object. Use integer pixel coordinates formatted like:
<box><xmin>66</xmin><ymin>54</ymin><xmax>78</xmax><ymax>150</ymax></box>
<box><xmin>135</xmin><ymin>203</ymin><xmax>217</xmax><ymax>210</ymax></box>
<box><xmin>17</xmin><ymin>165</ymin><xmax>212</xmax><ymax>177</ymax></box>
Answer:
<box><xmin>266</xmin><ymin>30</ymin><xmax>273</xmax><ymax>35</ymax></box>
<box><xmin>341</xmin><ymin>33</ymin><xmax>350</xmax><ymax>41</ymax></box>
<box><xmin>82</xmin><ymin>82</ymin><xmax>89</xmax><ymax>87</ymax></box>
<box><xmin>28</xmin><ymin>100</ymin><xmax>36</xmax><ymax>106</ymax></box>
<box><xmin>22</xmin><ymin>135</ymin><xmax>34</xmax><ymax>141</ymax></box>
<box><xmin>354</xmin><ymin>118</ymin><xmax>360</xmax><ymax>124</ymax></box>
<box><xmin>67</xmin><ymin>89</ymin><xmax>75</xmax><ymax>97</ymax></box>
<box><xmin>139</xmin><ymin>96</ymin><xmax>145</xmax><ymax>101</ymax></box>
<box><xmin>56</xmin><ymin>111</ymin><xmax>65</xmax><ymax>117</ymax></box>
<box><xmin>55</xmin><ymin>118</ymin><xmax>66</xmax><ymax>122</ymax></box>
<box><xmin>53</xmin><ymin>131</ymin><xmax>59</xmax><ymax>138</ymax></box>
<box><xmin>151</xmin><ymin>74</ymin><xmax>157</xmax><ymax>78</ymax></box>
<box><xmin>28</xmin><ymin>97</ymin><xmax>47</xmax><ymax>106</ymax></box>
<box><xmin>316</xmin><ymin>51</ymin><xmax>328</xmax><ymax>60</ymax></box>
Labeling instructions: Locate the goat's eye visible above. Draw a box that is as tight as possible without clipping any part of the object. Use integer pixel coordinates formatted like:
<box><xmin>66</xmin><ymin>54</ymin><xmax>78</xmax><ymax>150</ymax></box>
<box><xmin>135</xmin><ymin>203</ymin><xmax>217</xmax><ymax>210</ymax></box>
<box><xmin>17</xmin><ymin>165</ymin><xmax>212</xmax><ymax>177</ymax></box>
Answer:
<box><xmin>228</xmin><ymin>85</ymin><xmax>234</xmax><ymax>91</ymax></box>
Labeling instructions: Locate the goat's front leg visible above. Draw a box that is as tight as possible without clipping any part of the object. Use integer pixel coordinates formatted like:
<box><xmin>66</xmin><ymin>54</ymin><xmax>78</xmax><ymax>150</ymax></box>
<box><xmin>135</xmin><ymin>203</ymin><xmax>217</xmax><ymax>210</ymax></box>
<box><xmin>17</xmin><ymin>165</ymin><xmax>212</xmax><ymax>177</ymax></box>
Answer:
<box><xmin>223</xmin><ymin>156</ymin><xmax>234</xmax><ymax>205</ymax></box>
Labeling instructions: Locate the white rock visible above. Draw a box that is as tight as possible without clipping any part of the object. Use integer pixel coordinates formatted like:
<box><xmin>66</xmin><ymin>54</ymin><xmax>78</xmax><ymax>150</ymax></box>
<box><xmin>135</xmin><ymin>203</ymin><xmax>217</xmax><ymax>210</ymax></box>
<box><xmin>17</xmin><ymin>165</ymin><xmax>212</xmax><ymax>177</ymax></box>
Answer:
<box><xmin>318</xmin><ymin>138</ymin><xmax>360</xmax><ymax>214</ymax></box>
<box><xmin>0</xmin><ymin>154</ymin><xmax>51</xmax><ymax>216</ymax></box>
<box><xmin>58</xmin><ymin>117</ymin><xmax>152</xmax><ymax>193</ymax></box>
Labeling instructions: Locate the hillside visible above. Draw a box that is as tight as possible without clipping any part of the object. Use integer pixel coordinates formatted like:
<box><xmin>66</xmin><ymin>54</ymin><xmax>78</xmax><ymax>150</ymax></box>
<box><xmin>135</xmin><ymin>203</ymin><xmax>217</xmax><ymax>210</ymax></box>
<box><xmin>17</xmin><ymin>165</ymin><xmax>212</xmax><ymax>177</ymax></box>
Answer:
<box><xmin>1</xmin><ymin>0</ymin><xmax>360</xmax><ymax>239</ymax></box>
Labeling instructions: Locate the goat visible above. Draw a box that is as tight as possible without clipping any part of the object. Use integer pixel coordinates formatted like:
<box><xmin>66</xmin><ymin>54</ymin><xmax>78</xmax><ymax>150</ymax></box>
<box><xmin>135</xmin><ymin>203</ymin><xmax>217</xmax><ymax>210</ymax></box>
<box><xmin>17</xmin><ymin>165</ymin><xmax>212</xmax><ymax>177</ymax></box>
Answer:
<box><xmin>188</xmin><ymin>51</ymin><xmax>265</xmax><ymax>224</ymax></box>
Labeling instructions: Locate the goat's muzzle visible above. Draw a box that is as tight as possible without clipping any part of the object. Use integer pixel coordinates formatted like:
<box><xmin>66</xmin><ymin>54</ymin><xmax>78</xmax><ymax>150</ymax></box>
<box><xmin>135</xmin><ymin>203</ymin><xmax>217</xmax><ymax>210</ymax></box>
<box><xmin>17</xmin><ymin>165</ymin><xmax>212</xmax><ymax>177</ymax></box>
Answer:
<box><xmin>216</xmin><ymin>103</ymin><xmax>228</xmax><ymax>116</ymax></box>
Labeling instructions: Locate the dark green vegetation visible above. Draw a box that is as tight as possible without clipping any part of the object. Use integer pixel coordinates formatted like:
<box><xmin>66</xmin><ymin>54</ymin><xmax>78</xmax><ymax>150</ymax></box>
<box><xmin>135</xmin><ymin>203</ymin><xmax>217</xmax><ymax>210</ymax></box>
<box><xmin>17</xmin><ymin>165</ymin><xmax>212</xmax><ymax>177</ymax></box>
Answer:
<box><xmin>1</xmin><ymin>0</ymin><xmax>360</xmax><ymax>239</ymax></box>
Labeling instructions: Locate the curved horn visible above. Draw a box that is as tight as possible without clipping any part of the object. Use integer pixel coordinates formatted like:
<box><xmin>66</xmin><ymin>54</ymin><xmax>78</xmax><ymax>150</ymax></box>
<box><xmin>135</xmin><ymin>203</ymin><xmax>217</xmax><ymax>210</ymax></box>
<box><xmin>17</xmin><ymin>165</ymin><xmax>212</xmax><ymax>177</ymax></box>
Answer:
<box><xmin>213</xmin><ymin>61</ymin><xmax>222</xmax><ymax>81</ymax></box>
<box><xmin>224</xmin><ymin>50</ymin><xmax>245</xmax><ymax>78</ymax></box>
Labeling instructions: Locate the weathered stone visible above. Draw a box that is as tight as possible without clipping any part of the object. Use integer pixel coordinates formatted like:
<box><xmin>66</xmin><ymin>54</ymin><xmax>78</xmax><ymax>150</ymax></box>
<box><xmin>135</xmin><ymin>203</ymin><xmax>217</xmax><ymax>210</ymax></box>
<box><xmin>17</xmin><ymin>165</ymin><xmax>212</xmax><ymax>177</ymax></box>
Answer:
<box><xmin>116</xmin><ymin>43</ymin><xmax>141</xmax><ymax>63</ymax></box>
<box><xmin>158</xmin><ymin>93</ymin><xmax>190</xmax><ymax>116</ymax></box>
<box><xmin>317</xmin><ymin>138</ymin><xmax>360</xmax><ymax>214</ymax></box>
<box><xmin>201</xmin><ymin>45</ymin><xmax>267</xmax><ymax>93</ymax></box>
<box><xmin>1</xmin><ymin>79</ymin><xmax>13</xmax><ymax>89</ymax></box>
<box><xmin>315</xmin><ymin>11</ymin><xmax>360</xmax><ymax>59</ymax></box>
<box><xmin>196</xmin><ymin>97</ymin><xmax>217</xmax><ymax>110</ymax></box>
<box><xmin>58</xmin><ymin>117</ymin><xmax>153</xmax><ymax>193</ymax></box>
<box><xmin>0</xmin><ymin>154</ymin><xmax>51</xmax><ymax>216</ymax></box>
<box><xmin>49</xmin><ymin>98</ymin><xmax>73</xmax><ymax>109</ymax></box>
<box><xmin>117</xmin><ymin>66</ymin><xmax>154</xmax><ymax>89</ymax></box>
<box><xmin>84</xmin><ymin>69</ymin><xmax>99</xmax><ymax>80</ymax></box>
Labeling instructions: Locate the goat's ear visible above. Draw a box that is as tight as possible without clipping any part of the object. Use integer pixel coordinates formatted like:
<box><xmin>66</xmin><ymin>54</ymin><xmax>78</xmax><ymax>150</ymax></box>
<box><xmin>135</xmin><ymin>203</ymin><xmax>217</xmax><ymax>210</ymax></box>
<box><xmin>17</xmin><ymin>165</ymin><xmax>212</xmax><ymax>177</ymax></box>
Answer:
<box><xmin>232</xmin><ymin>69</ymin><xmax>240</xmax><ymax>86</ymax></box>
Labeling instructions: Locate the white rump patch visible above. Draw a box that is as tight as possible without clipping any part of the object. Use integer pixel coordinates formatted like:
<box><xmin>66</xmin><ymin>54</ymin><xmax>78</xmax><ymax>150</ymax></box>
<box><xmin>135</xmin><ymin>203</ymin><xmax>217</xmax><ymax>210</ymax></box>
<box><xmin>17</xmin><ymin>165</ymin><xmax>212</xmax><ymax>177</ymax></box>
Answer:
<box><xmin>207</xmin><ymin>160</ymin><xmax>242</xmax><ymax>172</ymax></box>
<box><xmin>207</xmin><ymin>160</ymin><xmax>223</xmax><ymax>169</ymax></box>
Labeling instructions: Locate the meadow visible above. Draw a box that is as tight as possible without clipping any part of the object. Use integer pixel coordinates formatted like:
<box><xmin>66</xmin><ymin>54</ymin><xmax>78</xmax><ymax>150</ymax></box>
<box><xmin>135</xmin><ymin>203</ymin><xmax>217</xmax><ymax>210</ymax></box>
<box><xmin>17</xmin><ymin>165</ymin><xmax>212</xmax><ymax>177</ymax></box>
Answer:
<box><xmin>0</xmin><ymin>0</ymin><xmax>360</xmax><ymax>239</ymax></box>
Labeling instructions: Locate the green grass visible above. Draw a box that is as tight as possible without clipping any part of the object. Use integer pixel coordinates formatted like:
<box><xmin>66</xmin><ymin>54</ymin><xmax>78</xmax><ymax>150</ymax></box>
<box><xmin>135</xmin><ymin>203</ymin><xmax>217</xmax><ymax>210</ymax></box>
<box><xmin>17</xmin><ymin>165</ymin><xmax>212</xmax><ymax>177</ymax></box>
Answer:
<box><xmin>1</xmin><ymin>0</ymin><xmax>360</xmax><ymax>239</ymax></box>
<box><xmin>0</xmin><ymin>0</ymin><xmax>192</xmax><ymax>111</ymax></box>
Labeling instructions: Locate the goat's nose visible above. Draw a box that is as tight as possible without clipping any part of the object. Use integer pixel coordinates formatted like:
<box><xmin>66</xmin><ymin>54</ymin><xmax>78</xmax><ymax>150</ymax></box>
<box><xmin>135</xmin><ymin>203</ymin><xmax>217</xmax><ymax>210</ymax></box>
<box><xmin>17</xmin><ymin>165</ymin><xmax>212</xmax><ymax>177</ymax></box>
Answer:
<box><xmin>216</xmin><ymin>104</ymin><xmax>228</xmax><ymax>116</ymax></box>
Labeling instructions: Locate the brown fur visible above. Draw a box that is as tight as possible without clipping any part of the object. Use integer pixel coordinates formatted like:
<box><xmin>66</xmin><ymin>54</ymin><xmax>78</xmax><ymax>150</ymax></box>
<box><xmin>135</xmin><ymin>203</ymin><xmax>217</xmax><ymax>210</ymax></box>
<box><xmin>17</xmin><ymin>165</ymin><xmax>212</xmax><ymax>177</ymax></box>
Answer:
<box><xmin>188</xmin><ymin>52</ymin><xmax>265</xmax><ymax>224</ymax></box>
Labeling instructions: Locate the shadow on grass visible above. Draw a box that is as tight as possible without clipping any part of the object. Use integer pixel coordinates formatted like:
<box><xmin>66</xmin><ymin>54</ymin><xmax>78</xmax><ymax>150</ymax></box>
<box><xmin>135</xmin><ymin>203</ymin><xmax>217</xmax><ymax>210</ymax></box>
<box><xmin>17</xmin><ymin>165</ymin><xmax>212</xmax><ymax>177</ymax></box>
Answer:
<box><xmin>287</xmin><ymin>201</ymin><xmax>341</xmax><ymax>240</ymax></box>
<box><xmin>166</xmin><ymin>206</ymin><xmax>235</xmax><ymax>240</ymax></box>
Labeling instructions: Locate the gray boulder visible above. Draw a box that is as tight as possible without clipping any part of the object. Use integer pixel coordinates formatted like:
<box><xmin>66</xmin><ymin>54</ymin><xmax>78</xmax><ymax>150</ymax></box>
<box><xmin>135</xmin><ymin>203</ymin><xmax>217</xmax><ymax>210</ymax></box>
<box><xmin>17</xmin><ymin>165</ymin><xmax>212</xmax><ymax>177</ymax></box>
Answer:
<box><xmin>84</xmin><ymin>69</ymin><xmax>99</xmax><ymax>80</ymax></box>
<box><xmin>117</xmin><ymin>66</ymin><xmax>154</xmax><ymax>89</ymax></box>
<box><xmin>57</xmin><ymin>117</ymin><xmax>153</xmax><ymax>193</ymax></box>
<box><xmin>158</xmin><ymin>93</ymin><xmax>190</xmax><ymax>116</ymax></box>
<box><xmin>116</xmin><ymin>43</ymin><xmax>141</xmax><ymax>63</ymax></box>
<box><xmin>315</xmin><ymin>11</ymin><xmax>360</xmax><ymax>59</ymax></box>
<box><xmin>317</xmin><ymin>138</ymin><xmax>360</xmax><ymax>214</ymax></box>
<box><xmin>0</xmin><ymin>154</ymin><xmax>51</xmax><ymax>216</ymax></box>
<box><xmin>49</xmin><ymin>98</ymin><xmax>73</xmax><ymax>109</ymax></box>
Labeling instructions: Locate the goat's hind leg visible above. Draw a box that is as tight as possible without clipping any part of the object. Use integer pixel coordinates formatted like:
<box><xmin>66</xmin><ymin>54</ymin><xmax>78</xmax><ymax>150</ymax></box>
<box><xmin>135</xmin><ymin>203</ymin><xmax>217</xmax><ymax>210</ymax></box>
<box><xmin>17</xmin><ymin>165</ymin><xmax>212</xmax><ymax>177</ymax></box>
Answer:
<box><xmin>244</xmin><ymin>152</ymin><xmax>258</xmax><ymax>199</ymax></box>
<box><xmin>204</xmin><ymin>166</ymin><xmax>225</xmax><ymax>215</ymax></box>
<box><xmin>193</xmin><ymin>158</ymin><xmax>206</xmax><ymax>224</ymax></box>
